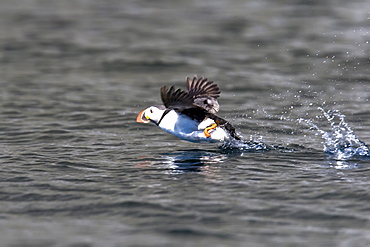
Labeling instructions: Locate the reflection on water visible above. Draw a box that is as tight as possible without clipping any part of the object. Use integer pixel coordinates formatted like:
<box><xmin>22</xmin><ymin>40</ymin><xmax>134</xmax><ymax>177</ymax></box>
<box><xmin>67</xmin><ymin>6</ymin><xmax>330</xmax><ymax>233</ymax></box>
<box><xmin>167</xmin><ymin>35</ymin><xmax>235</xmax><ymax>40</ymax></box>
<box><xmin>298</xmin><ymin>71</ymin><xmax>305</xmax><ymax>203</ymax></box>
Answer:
<box><xmin>135</xmin><ymin>149</ymin><xmax>232</xmax><ymax>173</ymax></box>
<box><xmin>326</xmin><ymin>159</ymin><xmax>361</xmax><ymax>170</ymax></box>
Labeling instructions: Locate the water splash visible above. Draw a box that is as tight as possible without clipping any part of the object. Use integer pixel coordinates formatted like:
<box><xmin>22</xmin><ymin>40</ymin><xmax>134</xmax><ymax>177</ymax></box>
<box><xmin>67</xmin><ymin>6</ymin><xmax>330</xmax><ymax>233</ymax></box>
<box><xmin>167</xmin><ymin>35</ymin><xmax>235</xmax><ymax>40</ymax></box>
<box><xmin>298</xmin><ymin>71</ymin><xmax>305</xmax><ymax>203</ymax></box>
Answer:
<box><xmin>219</xmin><ymin>107</ymin><xmax>369</xmax><ymax>158</ymax></box>
<box><xmin>219</xmin><ymin>138</ymin><xmax>270</xmax><ymax>152</ymax></box>
<box><xmin>219</xmin><ymin>137</ymin><xmax>302</xmax><ymax>153</ymax></box>
<box><xmin>299</xmin><ymin>108</ymin><xmax>370</xmax><ymax>160</ymax></box>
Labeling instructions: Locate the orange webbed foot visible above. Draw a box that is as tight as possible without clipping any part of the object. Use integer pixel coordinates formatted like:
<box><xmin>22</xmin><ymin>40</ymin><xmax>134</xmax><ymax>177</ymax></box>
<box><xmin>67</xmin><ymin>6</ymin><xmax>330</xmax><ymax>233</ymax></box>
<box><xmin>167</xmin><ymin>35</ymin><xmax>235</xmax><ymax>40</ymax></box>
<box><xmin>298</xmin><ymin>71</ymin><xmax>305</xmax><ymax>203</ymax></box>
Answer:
<box><xmin>204</xmin><ymin>123</ymin><xmax>218</xmax><ymax>138</ymax></box>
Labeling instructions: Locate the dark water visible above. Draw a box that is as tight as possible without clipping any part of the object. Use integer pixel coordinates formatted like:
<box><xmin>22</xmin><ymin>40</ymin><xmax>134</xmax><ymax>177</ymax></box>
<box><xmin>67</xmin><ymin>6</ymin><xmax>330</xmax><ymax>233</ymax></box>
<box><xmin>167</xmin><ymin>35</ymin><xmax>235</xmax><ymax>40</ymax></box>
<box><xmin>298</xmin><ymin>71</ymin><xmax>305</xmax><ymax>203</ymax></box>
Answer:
<box><xmin>1</xmin><ymin>1</ymin><xmax>370</xmax><ymax>246</ymax></box>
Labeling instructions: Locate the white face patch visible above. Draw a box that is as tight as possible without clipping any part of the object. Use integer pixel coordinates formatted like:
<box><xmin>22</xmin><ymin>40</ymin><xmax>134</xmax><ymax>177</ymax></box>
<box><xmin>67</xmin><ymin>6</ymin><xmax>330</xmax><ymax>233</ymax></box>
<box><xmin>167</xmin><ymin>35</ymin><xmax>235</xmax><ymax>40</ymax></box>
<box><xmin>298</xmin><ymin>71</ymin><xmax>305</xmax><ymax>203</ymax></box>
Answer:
<box><xmin>144</xmin><ymin>106</ymin><xmax>167</xmax><ymax>125</ymax></box>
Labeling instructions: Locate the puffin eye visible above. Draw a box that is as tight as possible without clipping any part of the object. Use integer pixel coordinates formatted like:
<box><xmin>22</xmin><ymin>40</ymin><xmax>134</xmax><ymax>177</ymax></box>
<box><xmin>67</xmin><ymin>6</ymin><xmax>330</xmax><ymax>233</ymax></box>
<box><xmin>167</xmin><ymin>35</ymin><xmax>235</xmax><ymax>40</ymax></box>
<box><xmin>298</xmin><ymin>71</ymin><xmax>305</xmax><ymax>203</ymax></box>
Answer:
<box><xmin>150</xmin><ymin>109</ymin><xmax>153</xmax><ymax>113</ymax></box>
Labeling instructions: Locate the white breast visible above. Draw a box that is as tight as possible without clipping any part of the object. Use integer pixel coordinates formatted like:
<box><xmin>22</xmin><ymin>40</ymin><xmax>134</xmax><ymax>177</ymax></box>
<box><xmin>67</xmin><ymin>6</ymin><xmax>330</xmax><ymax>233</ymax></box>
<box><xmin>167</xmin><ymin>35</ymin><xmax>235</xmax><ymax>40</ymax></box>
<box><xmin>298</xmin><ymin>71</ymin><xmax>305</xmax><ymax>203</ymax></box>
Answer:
<box><xmin>158</xmin><ymin>110</ymin><xmax>229</xmax><ymax>143</ymax></box>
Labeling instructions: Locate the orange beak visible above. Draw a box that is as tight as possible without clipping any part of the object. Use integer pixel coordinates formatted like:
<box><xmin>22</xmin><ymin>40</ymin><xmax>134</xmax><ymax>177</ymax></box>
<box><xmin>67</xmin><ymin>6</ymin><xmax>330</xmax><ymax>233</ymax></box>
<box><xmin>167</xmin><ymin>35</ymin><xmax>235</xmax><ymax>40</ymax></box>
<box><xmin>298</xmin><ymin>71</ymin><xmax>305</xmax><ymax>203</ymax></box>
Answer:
<box><xmin>136</xmin><ymin>109</ymin><xmax>150</xmax><ymax>123</ymax></box>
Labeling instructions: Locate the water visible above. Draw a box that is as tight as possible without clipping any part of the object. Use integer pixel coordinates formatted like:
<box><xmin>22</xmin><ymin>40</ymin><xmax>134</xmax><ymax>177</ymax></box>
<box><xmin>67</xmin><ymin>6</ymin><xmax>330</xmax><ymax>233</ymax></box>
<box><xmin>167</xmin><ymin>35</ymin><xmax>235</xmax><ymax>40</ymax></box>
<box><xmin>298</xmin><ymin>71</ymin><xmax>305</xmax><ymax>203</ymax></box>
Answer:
<box><xmin>1</xmin><ymin>0</ymin><xmax>370</xmax><ymax>246</ymax></box>
<box><xmin>299</xmin><ymin>108</ymin><xmax>370</xmax><ymax>161</ymax></box>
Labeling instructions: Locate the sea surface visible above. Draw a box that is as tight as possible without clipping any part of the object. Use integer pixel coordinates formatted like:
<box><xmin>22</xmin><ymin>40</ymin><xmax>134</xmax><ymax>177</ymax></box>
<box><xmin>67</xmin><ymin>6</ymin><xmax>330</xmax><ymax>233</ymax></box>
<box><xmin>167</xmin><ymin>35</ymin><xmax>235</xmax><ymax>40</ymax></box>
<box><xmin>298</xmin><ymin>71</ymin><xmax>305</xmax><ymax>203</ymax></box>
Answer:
<box><xmin>0</xmin><ymin>1</ymin><xmax>369</xmax><ymax>246</ymax></box>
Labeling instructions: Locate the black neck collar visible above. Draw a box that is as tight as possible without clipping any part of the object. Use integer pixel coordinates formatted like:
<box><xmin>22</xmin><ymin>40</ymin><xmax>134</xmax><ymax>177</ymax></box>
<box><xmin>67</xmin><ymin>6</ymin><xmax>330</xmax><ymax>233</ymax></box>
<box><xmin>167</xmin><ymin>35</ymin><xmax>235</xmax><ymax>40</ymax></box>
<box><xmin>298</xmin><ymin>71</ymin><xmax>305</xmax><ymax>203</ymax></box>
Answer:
<box><xmin>156</xmin><ymin>109</ymin><xmax>171</xmax><ymax>126</ymax></box>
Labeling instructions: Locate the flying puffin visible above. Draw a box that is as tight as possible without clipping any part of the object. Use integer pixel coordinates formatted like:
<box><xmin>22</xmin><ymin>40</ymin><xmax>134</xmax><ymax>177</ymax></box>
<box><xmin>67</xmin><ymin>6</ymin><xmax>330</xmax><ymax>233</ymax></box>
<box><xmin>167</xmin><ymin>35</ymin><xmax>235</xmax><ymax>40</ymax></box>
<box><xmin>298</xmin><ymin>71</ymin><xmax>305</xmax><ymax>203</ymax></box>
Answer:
<box><xmin>136</xmin><ymin>76</ymin><xmax>241</xmax><ymax>143</ymax></box>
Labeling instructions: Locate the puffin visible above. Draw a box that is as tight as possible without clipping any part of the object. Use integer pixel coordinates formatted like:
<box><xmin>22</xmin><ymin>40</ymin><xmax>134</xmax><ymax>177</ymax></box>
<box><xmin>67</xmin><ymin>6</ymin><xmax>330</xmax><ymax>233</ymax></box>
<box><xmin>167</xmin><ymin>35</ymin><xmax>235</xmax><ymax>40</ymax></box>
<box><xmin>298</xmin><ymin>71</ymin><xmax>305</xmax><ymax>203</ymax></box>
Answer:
<box><xmin>136</xmin><ymin>76</ymin><xmax>241</xmax><ymax>143</ymax></box>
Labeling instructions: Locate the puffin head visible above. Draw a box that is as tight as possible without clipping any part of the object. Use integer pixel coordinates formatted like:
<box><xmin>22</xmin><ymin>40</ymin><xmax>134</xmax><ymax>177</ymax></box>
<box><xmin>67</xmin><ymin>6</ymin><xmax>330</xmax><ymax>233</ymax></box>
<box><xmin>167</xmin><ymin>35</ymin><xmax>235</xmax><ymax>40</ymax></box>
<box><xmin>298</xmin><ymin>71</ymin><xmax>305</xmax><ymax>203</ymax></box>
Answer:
<box><xmin>136</xmin><ymin>105</ymin><xmax>167</xmax><ymax>125</ymax></box>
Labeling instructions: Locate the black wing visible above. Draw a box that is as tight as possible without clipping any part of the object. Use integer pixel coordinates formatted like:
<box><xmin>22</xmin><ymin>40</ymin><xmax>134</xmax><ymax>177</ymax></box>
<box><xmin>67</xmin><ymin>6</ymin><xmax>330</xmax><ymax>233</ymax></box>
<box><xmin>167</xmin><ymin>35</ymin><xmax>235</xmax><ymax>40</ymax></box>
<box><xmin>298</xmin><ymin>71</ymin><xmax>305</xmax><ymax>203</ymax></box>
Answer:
<box><xmin>160</xmin><ymin>85</ymin><xmax>208</xmax><ymax>122</ymax></box>
<box><xmin>186</xmin><ymin>76</ymin><xmax>220</xmax><ymax>114</ymax></box>
<box><xmin>160</xmin><ymin>85</ymin><xmax>194</xmax><ymax>110</ymax></box>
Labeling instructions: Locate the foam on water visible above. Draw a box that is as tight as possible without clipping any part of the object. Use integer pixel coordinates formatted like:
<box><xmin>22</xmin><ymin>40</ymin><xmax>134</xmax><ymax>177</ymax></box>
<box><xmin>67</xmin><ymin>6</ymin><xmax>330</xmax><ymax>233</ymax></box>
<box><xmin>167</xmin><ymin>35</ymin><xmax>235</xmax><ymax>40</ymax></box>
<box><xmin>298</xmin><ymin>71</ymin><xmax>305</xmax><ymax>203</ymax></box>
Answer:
<box><xmin>219</xmin><ymin>138</ymin><xmax>270</xmax><ymax>152</ymax></box>
<box><xmin>299</xmin><ymin>108</ymin><xmax>370</xmax><ymax>160</ymax></box>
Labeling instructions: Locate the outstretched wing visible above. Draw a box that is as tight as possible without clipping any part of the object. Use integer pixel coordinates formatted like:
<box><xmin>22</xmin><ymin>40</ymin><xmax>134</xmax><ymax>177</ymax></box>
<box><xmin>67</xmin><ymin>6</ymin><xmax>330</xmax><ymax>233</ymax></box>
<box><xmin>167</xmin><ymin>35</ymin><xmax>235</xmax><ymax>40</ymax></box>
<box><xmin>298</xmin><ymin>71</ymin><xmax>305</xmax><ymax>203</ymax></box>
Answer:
<box><xmin>160</xmin><ymin>85</ymin><xmax>194</xmax><ymax>111</ymax></box>
<box><xmin>186</xmin><ymin>76</ymin><xmax>220</xmax><ymax>113</ymax></box>
<box><xmin>160</xmin><ymin>85</ymin><xmax>208</xmax><ymax>122</ymax></box>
